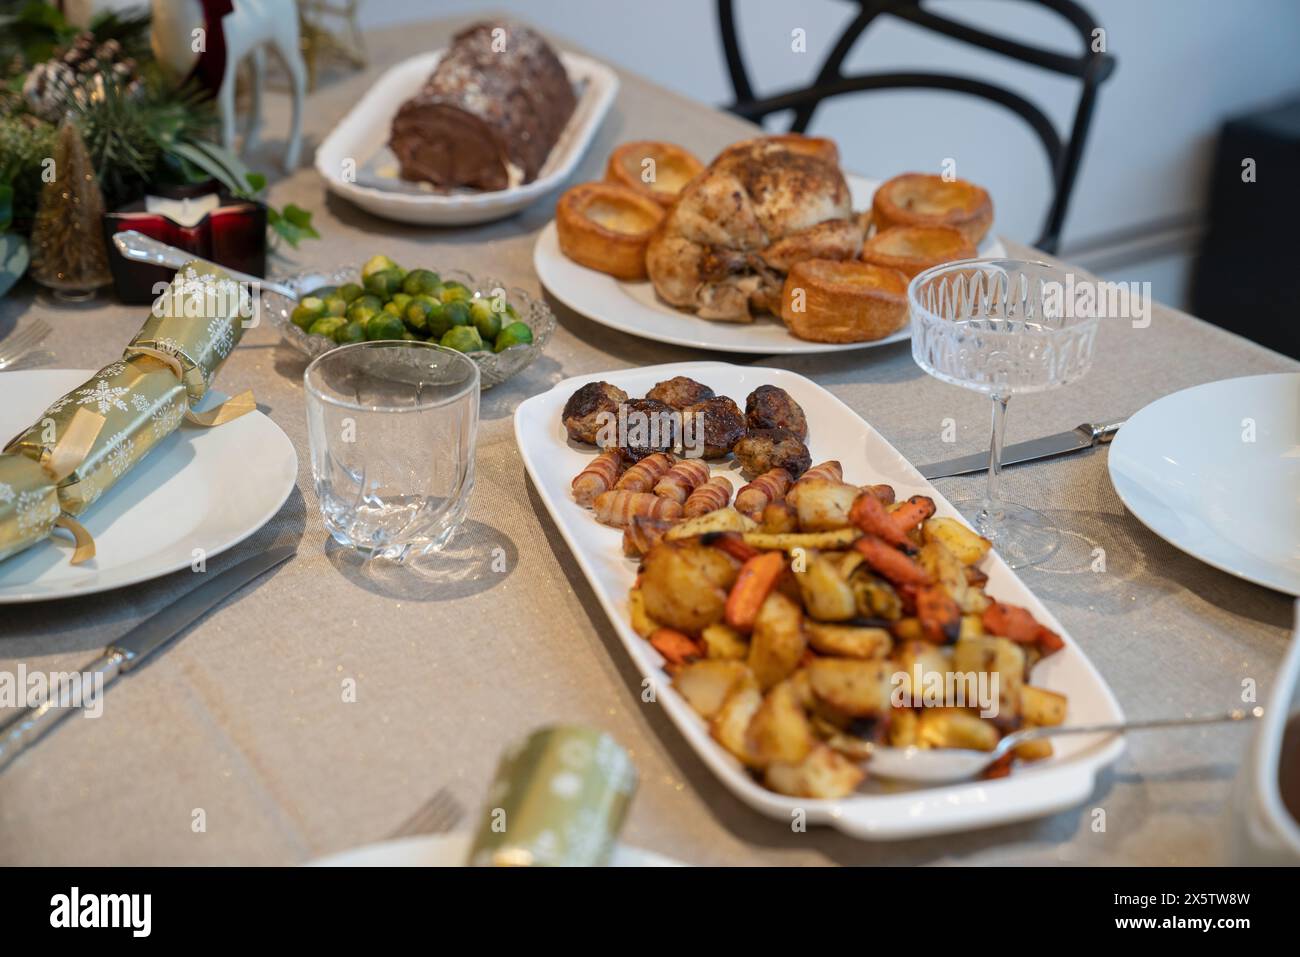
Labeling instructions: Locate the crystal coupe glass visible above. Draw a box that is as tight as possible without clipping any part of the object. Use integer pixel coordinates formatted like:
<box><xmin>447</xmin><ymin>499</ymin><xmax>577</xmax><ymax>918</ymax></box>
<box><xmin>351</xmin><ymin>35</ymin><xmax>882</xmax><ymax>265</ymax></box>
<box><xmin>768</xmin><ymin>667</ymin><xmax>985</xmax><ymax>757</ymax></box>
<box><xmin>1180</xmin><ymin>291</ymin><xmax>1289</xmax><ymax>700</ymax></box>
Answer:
<box><xmin>909</xmin><ymin>259</ymin><xmax>1100</xmax><ymax>568</ymax></box>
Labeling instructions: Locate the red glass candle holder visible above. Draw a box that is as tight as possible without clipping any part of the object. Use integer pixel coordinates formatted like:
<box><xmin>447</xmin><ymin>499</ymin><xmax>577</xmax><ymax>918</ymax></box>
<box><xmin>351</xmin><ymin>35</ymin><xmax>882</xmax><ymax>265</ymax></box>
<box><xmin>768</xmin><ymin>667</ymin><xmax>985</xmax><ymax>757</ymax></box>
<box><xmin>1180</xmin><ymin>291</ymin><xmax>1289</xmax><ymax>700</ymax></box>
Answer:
<box><xmin>102</xmin><ymin>180</ymin><xmax>268</xmax><ymax>304</ymax></box>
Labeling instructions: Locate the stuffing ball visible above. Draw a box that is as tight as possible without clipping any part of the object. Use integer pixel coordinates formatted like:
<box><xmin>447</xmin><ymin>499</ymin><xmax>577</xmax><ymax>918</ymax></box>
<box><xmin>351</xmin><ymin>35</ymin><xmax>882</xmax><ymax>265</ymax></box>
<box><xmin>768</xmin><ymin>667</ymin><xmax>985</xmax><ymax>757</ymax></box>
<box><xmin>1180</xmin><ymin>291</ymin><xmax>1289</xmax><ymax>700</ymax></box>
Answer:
<box><xmin>745</xmin><ymin>385</ymin><xmax>808</xmax><ymax>440</ymax></box>
<box><xmin>733</xmin><ymin>427</ymin><xmax>811</xmax><ymax>477</ymax></box>
<box><xmin>682</xmin><ymin>396</ymin><xmax>746</xmax><ymax>459</ymax></box>
<box><xmin>562</xmin><ymin>381</ymin><xmax>628</xmax><ymax>444</ymax></box>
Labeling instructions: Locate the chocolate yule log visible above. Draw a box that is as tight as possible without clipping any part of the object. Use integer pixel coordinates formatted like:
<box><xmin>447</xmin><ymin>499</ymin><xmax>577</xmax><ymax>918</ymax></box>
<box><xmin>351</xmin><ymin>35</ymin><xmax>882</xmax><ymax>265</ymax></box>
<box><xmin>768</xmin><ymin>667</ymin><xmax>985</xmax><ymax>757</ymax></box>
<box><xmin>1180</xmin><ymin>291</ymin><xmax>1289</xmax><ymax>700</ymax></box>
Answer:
<box><xmin>389</xmin><ymin>21</ymin><xmax>576</xmax><ymax>191</ymax></box>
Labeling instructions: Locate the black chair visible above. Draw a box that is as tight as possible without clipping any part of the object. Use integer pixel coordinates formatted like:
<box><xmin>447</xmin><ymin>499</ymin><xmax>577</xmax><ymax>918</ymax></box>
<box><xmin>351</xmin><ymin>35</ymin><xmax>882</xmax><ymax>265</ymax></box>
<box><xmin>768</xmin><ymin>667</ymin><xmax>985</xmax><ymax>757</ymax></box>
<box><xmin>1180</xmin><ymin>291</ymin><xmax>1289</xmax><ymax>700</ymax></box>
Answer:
<box><xmin>716</xmin><ymin>0</ymin><xmax>1116</xmax><ymax>253</ymax></box>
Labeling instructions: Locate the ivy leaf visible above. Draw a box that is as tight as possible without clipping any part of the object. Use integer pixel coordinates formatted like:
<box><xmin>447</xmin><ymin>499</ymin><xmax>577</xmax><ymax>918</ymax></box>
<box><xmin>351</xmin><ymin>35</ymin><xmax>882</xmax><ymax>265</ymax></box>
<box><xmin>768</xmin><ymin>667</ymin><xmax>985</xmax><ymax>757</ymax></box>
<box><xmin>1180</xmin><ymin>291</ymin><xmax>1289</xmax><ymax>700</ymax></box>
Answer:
<box><xmin>268</xmin><ymin>205</ymin><xmax>319</xmax><ymax>248</ymax></box>
<box><xmin>245</xmin><ymin>172</ymin><xmax>267</xmax><ymax>194</ymax></box>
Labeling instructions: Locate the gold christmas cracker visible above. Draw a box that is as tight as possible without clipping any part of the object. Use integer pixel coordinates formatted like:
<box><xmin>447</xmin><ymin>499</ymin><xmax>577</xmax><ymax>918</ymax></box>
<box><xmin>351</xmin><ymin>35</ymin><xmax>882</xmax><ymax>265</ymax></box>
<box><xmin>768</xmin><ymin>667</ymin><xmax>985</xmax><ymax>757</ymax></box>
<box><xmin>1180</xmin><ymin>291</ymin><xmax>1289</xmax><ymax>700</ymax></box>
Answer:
<box><xmin>0</xmin><ymin>408</ymin><xmax>105</xmax><ymax>563</ymax></box>
<box><xmin>125</xmin><ymin>260</ymin><xmax>252</xmax><ymax>405</ymax></box>
<box><xmin>6</xmin><ymin>355</ymin><xmax>188</xmax><ymax>515</ymax></box>
<box><xmin>466</xmin><ymin>725</ymin><xmax>637</xmax><ymax>867</ymax></box>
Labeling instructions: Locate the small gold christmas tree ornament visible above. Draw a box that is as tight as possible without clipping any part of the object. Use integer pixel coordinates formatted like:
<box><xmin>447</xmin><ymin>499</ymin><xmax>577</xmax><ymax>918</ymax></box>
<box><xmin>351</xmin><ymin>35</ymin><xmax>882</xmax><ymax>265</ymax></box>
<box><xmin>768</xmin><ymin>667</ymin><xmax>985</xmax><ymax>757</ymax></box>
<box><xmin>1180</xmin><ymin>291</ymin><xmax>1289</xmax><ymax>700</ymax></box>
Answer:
<box><xmin>29</xmin><ymin>118</ymin><xmax>112</xmax><ymax>300</ymax></box>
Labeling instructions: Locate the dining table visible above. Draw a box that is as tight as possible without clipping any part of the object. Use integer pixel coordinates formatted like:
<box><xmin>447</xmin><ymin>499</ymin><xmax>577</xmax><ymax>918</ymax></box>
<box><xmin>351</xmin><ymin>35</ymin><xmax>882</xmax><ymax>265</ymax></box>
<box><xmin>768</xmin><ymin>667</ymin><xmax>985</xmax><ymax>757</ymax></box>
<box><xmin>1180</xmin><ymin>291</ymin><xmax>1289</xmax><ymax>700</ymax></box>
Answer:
<box><xmin>1</xmin><ymin>15</ymin><xmax>1297</xmax><ymax>867</ymax></box>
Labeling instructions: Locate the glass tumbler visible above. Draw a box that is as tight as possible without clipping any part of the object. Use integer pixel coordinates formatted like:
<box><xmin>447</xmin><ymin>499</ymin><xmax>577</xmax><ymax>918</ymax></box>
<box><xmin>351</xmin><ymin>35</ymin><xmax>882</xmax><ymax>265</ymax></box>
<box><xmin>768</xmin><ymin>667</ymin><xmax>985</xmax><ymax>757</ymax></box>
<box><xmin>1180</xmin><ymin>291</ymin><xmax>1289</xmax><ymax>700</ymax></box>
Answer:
<box><xmin>909</xmin><ymin>259</ymin><xmax>1100</xmax><ymax>568</ymax></box>
<box><xmin>304</xmin><ymin>341</ymin><xmax>479</xmax><ymax>561</ymax></box>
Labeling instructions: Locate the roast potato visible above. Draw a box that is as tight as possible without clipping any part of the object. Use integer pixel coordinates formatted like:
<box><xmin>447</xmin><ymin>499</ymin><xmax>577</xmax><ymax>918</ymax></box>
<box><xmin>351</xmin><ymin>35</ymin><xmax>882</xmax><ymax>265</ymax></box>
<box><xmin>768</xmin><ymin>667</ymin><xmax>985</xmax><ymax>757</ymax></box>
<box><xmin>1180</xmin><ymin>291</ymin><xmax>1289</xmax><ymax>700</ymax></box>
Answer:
<box><xmin>747</xmin><ymin>680</ymin><xmax>815</xmax><ymax>765</ymax></box>
<box><xmin>805</xmin><ymin>621</ymin><xmax>892</xmax><ymax>659</ymax></box>
<box><xmin>711</xmin><ymin>684</ymin><xmax>764</xmax><ymax>767</ymax></box>
<box><xmin>664</xmin><ymin>507</ymin><xmax>757</xmax><ymax>541</ymax></box>
<box><xmin>951</xmin><ymin>636</ymin><xmax>1026</xmax><ymax>724</ymax></box>
<box><xmin>795</xmin><ymin>552</ymin><xmax>858</xmax><ymax>622</ymax></box>
<box><xmin>700</xmin><ymin>622</ymin><xmax>749</xmax><ymax>660</ymax></box>
<box><xmin>674</xmin><ymin>659</ymin><xmax>755</xmax><ymax>719</ymax></box>
<box><xmin>807</xmin><ymin>658</ymin><xmax>892</xmax><ymax>717</ymax></box>
<box><xmin>747</xmin><ymin>591</ymin><xmax>806</xmax><ymax>690</ymax></box>
<box><xmin>787</xmin><ymin>479</ymin><xmax>859</xmax><ymax>531</ymax></box>
<box><xmin>1020</xmin><ymin>684</ymin><xmax>1068</xmax><ymax>727</ymax></box>
<box><xmin>916</xmin><ymin>708</ymin><xmax>1000</xmax><ymax>751</ymax></box>
<box><xmin>763</xmin><ymin>743</ymin><xmax>864</xmax><ymax>799</ymax></box>
<box><xmin>922</xmin><ymin>516</ymin><xmax>991</xmax><ymax>565</ymax></box>
<box><xmin>639</xmin><ymin>540</ymin><xmax>738</xmax><ymax>634</ymax></box>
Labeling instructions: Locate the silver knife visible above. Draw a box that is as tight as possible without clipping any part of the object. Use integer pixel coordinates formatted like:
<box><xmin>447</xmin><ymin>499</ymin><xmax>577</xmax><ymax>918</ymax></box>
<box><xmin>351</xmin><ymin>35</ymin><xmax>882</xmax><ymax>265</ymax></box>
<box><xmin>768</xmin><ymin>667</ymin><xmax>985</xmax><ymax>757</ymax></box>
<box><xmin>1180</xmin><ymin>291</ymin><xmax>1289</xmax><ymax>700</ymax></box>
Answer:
<box><xmin>0</xmin><ymin>545</ymin><xmax>295</xmax><ymax>772</ymax></box>
<box><xmin>917</xmin><ymin>421</ymin><xmax>1125</xmax><ymax>480</ymax></box>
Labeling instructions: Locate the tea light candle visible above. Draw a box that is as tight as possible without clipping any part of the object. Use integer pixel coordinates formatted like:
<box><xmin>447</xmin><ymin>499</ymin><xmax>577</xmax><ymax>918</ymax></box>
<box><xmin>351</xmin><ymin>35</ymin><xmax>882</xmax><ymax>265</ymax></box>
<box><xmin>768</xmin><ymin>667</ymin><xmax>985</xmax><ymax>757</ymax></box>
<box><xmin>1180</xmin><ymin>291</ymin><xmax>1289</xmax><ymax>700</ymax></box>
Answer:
<box><xmin>144</xmin><ymin>192</ymin><xmax>222</xmax><ymax>228</ymax></box>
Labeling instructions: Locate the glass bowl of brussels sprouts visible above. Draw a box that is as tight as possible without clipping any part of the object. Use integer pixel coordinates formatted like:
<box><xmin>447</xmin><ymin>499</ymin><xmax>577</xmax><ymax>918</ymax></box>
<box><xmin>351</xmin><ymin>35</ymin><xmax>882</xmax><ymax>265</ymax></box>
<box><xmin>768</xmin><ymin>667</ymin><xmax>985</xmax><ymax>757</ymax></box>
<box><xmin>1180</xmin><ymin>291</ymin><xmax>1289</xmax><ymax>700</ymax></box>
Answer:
<box><xmin>263</xmin><ymin>255</ymin><xmax>556</xmax><ymax>388</ymax></box>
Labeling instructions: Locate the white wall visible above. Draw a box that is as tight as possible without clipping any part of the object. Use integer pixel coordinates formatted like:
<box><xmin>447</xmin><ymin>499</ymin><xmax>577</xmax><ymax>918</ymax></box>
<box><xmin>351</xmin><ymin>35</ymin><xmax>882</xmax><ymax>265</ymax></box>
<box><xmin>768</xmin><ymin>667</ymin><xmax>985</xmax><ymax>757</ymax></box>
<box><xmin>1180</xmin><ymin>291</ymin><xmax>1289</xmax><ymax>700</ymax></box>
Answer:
<box><xmin>355</xmin><ymin>0</ymin><xmax>1300</xmax><ymax>307</ymax></box>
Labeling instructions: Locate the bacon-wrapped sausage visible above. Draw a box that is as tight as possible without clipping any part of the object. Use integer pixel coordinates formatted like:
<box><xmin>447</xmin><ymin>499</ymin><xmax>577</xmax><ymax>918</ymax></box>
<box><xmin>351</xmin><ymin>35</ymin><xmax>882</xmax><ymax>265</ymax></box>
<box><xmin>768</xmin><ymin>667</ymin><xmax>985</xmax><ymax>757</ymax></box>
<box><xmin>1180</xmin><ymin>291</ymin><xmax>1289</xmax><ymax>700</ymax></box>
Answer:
<box><xmin>571</xmin><ymin>449</ymin><xmax>624</xmax><ymax>507</ymax></box>
<box><xmin>614</xmin><ymin>451</ymin><xmax>676</xmax><ymax>493</ymax></box>
<box><xmin>735</xmin><ymin>467</ymin><xmax>792</xmax><ymax>519</ymax></box>
<box><xmin>594</xmin><ymin>490</ymin><xmax>683</xmax><ymax>528</ymax></box>
<box><xmin>652</xmin><ymin>458</ymin><xmax>710</xmax><ymax>504</ymax></box>
<box><xmin>683</xmin><ymin>475</ymin><xmax>733</xmax><ymax>517</ymax></box>
<box><xmin>622</xmin><ymin>515</ymin><xmax>677</xmax><ymax>556</ymax></box>
<box><xmin>797</xmin><ymin>460</ymin><xmax>843</xmax><ymax>485</ymax></box>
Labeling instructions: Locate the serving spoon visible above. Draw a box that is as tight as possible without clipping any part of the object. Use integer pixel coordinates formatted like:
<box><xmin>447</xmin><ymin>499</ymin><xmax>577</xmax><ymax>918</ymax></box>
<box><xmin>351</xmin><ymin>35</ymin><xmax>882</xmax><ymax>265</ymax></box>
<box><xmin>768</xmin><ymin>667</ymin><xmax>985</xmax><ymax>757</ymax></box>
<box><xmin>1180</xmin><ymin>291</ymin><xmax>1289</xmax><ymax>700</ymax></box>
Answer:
<box><xmin>112</xmin><ymin>230</ymin><xmax>300</xmax><ymax>300</ymax></box>
<box><xmin>865</xmin><ymin>706</ymin><xmax>1264</xmax><ymax>784</ymax></box>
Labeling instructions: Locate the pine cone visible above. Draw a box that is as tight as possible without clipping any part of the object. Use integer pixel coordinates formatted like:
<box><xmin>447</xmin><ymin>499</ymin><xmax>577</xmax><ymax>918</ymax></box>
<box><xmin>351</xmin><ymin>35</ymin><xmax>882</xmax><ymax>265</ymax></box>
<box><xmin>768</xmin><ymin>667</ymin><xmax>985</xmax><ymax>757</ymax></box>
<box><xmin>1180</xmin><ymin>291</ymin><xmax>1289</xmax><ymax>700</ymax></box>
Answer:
<box><xmin>22</xmin><ymin>31</ymin><xmax>142</xmax><ymax>122</ymax></box>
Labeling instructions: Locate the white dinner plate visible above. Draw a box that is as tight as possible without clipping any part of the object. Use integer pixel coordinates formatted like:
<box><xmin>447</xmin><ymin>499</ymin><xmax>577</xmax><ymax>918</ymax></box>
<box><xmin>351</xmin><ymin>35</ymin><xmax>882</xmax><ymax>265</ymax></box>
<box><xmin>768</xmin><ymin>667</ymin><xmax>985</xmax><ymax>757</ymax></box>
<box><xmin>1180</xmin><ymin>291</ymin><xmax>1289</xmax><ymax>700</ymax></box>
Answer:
<box><xmin>1108</xmin><ymin>373</ymin><xmax>1300</xmax><ymax>596</ymax></box>
<box><xmin>533</xmin><ymin>175</ymin><xmax>1006</xmax><ymax>355</ymax></box>
<box><xmin>308</xmin><ymin>832</ymin><xmax>682</xmax><ymax>867</ymax></box>
<box><xmin>514</xmin><ymin>361</ymin><xmax>1124</xmax><ymax>840</ymax></box>
<box><xmin>315</xmin><ymin>50</ymin><xmax>618</xmax><ymax>226</ymax></box>
<box><xmin>0</xmin><ymin>369</ymin><xmax>298</xmax><ymax>604</ymax></box>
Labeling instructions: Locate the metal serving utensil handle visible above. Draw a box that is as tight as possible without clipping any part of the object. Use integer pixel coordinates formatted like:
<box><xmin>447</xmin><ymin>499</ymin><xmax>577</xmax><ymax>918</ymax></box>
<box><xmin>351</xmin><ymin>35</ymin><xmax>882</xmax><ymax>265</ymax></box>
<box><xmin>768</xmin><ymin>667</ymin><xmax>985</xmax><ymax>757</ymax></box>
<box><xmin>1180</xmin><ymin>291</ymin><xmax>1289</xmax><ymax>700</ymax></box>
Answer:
<box><xmin>997</xmin><ymin>706</ymin><xmax>1263</xmax><ymax>760</ymax></box>
<box><xmin>111</xmin><ymin>230</ymin><xmax>299</xmax><ymax>301</ymax></box>
<box><xmin>0</xmin><ymin>651</ymin><xmax>126</xmax><ymax>773</ymax></box>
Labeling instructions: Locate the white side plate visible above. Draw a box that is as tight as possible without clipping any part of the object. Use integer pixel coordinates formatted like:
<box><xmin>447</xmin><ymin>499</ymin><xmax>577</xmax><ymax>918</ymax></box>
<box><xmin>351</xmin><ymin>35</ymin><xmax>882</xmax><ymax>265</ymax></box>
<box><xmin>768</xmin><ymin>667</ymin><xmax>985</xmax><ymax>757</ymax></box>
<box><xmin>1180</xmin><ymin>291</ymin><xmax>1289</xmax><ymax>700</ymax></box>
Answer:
<box><xmin>307</xmin><ymin>832</ymin><xmax>682</xmax><ymax>867</ymax></box>
<box><xmin>0</xmin><ymin>369</ymin><xmax>298</xmax><ymax>604</ymax></box>
<box><xmin>533</xmin><ymin>176</ymin><xmax>1006</xmax><ymax>355</ymax></box>
<box><xmin>514</xmin><ymin>361</ymin><xmax>1124</xmax><ymax>840</ymax></box>
<box><xmin>1109</xmin><ymin>373</ymin><xmax>1300</xmax><ymax>596</ymax></box>
<box><xmin>315</xmin><ymin>50</ymin><xmax>618</xmax><ymax>226</ymax></box>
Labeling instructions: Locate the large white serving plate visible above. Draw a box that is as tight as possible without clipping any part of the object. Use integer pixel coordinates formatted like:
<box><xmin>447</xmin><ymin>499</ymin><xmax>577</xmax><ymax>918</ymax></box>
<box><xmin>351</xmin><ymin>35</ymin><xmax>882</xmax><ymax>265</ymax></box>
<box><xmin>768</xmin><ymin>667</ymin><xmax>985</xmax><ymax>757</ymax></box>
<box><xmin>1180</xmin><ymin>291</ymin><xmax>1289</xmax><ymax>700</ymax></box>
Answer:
<box><xmin>308</xmin><ymin>832</ymin><xmax>682</xmax><ymax>867</ymax></box>
<box><xmin>533</xmin><ymin>175</ymin><xmax>1006</xmax><ymax>355</ymax></box>
<box><xmin>316</xmin><ymin>50</ymin><xmax>618</xmax><ymax>226</ymax></box>
<box><xmin>0</xmin><ymin>369</ymin><xmax>297</xmax><ymax>604</ymax></box>
<box><xmin>1109</xmin><ymin>373</ymin><xmax>1300</xmax><ymax>596</ymax></box>
<box><xmin>515</xmin><ymin>361</ymin><xmax>1124</xmax><ymax>840</ymax></box>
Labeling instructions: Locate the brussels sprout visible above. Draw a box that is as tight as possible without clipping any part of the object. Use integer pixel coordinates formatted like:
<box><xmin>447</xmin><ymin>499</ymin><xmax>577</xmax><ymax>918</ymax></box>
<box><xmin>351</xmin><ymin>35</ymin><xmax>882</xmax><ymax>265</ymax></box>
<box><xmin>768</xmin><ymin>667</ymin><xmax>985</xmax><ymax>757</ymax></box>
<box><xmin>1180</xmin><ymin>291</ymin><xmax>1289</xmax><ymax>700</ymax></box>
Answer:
<box><xmin>493</xmin><ymin>321</ymin><xmax>534</xmax><ymax>352</ymax></box>
<box><xmin>365</xmin><ymin>312</ymin><xmax>406</xmax><ymax>341</ymax></box>
<box><xmin>338</xmin><ymin>282</ymin><xmax>364</xmax><ymax>303</ymax></box>
<box><xmin>388</xmin><ymin>292</ymin><xmax>413</xmax><ymax>314</ymax></box>
<box><xmin>425</xmin><ymin>300</ymin><xmax>451</xmax><ymax>339</ymax></box>
<box><xmin>322</xmin><ymin>295</ymin><xmax>349</xmax><ymax>317</ymax></box>
<box><xmin>443</xmin><ymin>299</ymin><xmax>471</xmax><ymax>328</ymax></box>
<box><xmin>471</xmin><ymin>299</ymin><xmax>502</xmax><ymax>342</ymax></box>
<box><xmin>440</xmin><ymin>325</ymin><xmax>485</xmax><ymax>352</ymax></box>
<box><xmin>335</xmin><ymin>320</ymin><xmax>367</xmax><ymax>344</ymax></box>
<box><xmin>291</xmin><ymin>296</ymin><xmax>327</xmax><ymax>329</ymax></box>
<box><xmin>404</xmin><ymin>298</ymin><xmax>433</xmax><ymax>334</ymax></box>
<box><xmin>346</xmin><ymin>301</ymin><xmax>379</xmax><ymax>325</ymax></box>
<box><xmin>361</xmin><ymin>255</ymin><xmax>399</xmax><ymax>280</ymax></box>
<box><xmin>439</xmin><ymin>283</ymin><xmax>471</xmax><ymax>303</ymax></box>
<box><xmin>364</xmin><ymin>268</ymin><xmax>405</xmax><ymax>299</ymax></box>
<box><xmin>402</xmin><ymin>268</ymin><xmax>442</xmax><ymax>297</ymax></box>
<box><xmin>307</xmin><ymin>316</ymin><xmax>346</xmax><ymax>339</ymax></box>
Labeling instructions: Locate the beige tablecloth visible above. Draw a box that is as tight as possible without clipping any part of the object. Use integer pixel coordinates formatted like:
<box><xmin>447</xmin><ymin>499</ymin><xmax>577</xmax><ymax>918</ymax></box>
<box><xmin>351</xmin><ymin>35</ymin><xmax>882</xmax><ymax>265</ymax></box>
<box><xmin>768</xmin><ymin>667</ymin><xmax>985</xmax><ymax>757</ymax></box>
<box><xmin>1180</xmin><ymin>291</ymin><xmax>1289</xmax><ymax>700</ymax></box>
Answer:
<box><xmin>1</xmin><ymin>20</ymin><xmax>1296</xmax><ymax>866</ymax></box>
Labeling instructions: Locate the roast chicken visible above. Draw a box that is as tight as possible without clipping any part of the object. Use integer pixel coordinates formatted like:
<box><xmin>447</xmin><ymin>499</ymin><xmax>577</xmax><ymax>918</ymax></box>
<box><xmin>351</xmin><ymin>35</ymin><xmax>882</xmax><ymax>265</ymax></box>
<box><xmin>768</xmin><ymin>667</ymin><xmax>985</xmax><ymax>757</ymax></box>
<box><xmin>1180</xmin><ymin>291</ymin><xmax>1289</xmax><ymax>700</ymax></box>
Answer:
<box><xmin>645</xmin><ymin>136</ymin><xmax>866</xmax><ymax>322</ymax></box>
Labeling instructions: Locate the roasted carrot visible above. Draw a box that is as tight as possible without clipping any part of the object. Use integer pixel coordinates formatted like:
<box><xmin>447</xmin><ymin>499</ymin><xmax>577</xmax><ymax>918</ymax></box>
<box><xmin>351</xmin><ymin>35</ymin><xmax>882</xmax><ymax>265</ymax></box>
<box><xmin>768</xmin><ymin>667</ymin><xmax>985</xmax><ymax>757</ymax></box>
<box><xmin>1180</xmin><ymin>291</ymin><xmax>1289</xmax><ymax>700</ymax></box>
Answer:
<box><xmin>704</xmin><ymin>531</ymin><xmax>760</xmax><ymax>564</ymax></box>
<box><xmin>1036</xmin><ymin>624</ymin><xmax>1065</xmax><ymax>656</ymax></box>
<box><xmin>649</xmin><ymin>628</ymin><xmax>703</xmax><ymax>665</ymax></box>
<box><xmin>890</xmin><ymin>495</ymin><xmax>936</xmax><ymax>535</ymax></box>
<box><xmin>916</xmin><ymin>584</ymin><xmax>961</xmax><ymax>644</ymax></box>
<box><xmin>982</xmin><ymin>600</ymin><xmax>1041</xmax><ymax>643</ymax></box>
<box><xmin>982</xmin><ymin>753</ymin><xmax>1014</xmax><ymax>779</ymax></box>
<box><xmin>849</xmin><ymin>492</ymin><xmax>913</xmax><ymax>548</ymax></box>
<box><xmin>852</xmin><ymin>535</ymin><xmax>932</xmax><ymax>587</ymax></box>
<box><xmin>724</xmin><ymin>551</ymin><xmax>786</xmax><ymax>632</ymax></box>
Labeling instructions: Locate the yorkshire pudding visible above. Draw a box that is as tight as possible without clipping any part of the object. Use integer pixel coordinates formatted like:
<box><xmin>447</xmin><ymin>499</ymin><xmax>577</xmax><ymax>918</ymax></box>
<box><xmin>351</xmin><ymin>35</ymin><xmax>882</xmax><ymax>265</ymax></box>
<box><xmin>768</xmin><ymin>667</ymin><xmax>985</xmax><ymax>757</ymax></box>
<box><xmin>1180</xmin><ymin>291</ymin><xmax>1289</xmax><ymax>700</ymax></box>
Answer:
<box><xmin>715</xmin><ymin>133</ymin><xmax>840</xmax><ymax>168</ymax></box>
<box><xmin>605</xmin><ymin>141</ymin><xmax>705</xmax><ymax>207</ymax></box>
<box><xmin>556</xmin><ymin>182</ymin><xmax>665</xmax><ymax>280</ymax></box>
<box><xmin>779</xmin><ymin>259</ymin><xmax>909</xmax><ymax>343</ymax></box>
<box><xmin>860</xmin><ymin>225</ymin><xmax>975</xmax><ymax>279</ymax></box>
<box><xmin>871</xmin><ymin>173</ymin><xmax>993</xmax><ymax>246</ymax></box>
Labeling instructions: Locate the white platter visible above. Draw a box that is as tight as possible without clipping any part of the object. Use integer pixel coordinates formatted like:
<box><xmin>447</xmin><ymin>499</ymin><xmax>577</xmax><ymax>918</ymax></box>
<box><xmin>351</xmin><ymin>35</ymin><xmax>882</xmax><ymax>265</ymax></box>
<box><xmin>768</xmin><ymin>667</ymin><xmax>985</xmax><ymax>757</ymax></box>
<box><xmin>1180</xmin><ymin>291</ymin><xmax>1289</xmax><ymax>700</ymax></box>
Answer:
<box><xmin>1108</xmin><ymin>373</ymin><xmax>1300</xmax><ymax>596</ymax></box>
<box><xmin>514</xmin><ymin>361</ymin><xmax>1124</xmax><ymax>840</ymax></box>
<box><xmin>533</xmin><ymin>175</ymin><xmax>1006</xmax><ymax>355</ymax></box>
<box><xmin>308</xmin><ymin>832</ymin><xmax>682</xmax><ymax>867</ymax></box>
<box><xmin>0</xmin><ymin>369</ymin><xmax>297</xmax><ymax>604</ymax></box>
<box><xmin>315</xmin><ymin>50</ymin><xmax>618</xmax><ymax>226</ymax></box>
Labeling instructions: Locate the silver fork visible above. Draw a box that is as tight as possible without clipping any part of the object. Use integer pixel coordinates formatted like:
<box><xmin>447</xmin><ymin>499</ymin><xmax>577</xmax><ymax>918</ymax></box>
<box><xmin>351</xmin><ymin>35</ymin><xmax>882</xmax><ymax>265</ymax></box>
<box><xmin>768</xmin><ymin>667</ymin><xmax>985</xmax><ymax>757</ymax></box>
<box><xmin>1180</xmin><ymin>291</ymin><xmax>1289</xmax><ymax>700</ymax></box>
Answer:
<box><xmin>0</xmin><ymin>320</ymin><xmax>51</xmax><ymax>371</ymax></box>
<box><xmin>388</xmin><ymin>787</ymin><xmax>465</xmax><ymax>839</ymax></box>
